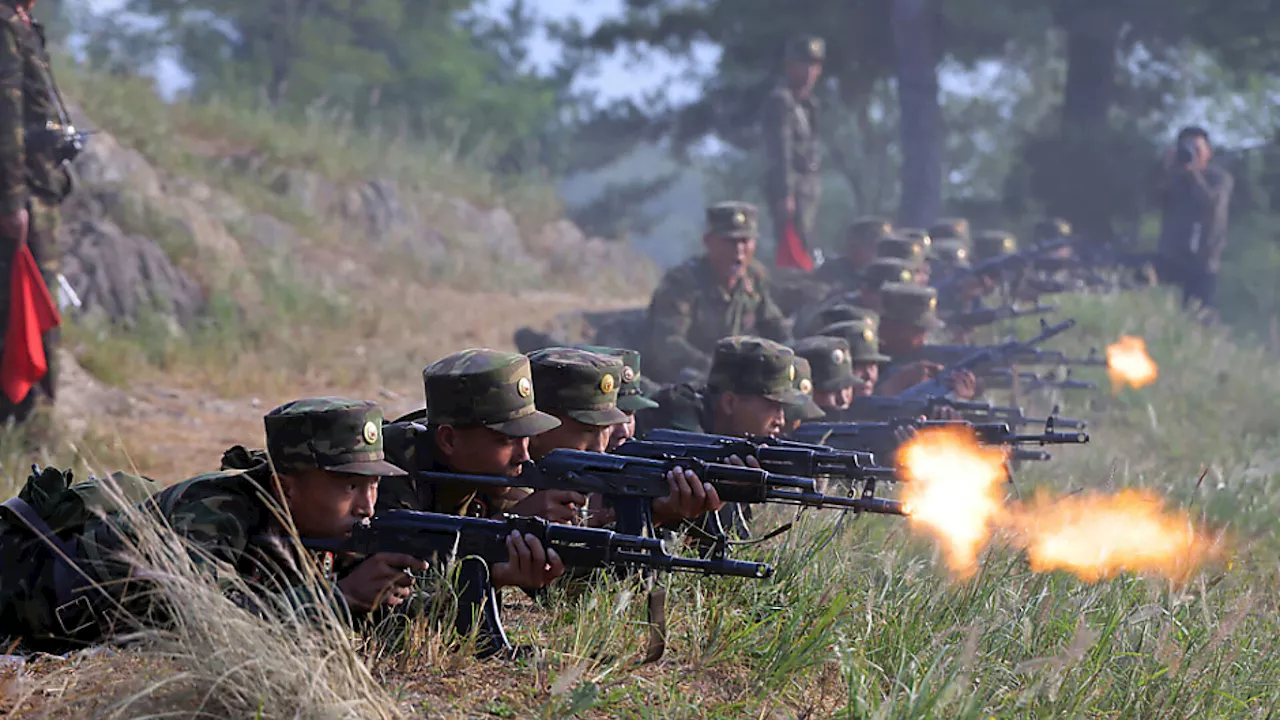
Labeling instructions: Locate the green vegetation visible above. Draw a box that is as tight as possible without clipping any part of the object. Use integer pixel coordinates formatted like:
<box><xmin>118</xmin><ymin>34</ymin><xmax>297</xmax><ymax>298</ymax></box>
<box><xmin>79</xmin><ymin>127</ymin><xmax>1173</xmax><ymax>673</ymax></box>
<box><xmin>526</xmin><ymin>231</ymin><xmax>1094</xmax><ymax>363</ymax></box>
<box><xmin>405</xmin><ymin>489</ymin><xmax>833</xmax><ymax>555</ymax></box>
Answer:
<box><xmin>11</xmin><ymin>288</ymin><xmax>1279</xmax><ymax>718</ymax></box>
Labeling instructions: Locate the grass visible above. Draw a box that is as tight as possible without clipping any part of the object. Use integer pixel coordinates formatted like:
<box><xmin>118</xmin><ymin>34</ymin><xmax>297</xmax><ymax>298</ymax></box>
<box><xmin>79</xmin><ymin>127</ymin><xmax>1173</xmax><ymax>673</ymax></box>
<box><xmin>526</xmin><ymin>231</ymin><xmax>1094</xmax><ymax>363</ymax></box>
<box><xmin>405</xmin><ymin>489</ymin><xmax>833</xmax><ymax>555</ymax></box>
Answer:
<box><xmin>3</xmin><ymin>287</ymin><xmax>1278</xmax><ymax>718</ymax></box>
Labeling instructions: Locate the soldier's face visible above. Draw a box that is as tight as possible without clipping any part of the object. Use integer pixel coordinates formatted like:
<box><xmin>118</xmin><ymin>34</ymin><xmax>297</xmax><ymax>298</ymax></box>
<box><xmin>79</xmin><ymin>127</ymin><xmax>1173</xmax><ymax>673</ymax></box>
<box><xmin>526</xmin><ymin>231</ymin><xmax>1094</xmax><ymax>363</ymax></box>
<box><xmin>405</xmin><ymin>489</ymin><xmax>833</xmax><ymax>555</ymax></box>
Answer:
<box><xmin>814</xmin><ymin>386</ymin><xmax>854</xmax><ymax>411</ymax></box>
<box><xmin>529</xmin><ymin>415</ymin><xmax>612</xmax><ymax>459</ymax></box>
<box><xmin>716</xmin><ymin>392</ymin><xmax>786</xmax><ymax>438</ymax></box>
<box><xmin>914</xmin><ymin>266</ymin><xmax>931</xmax><ymax>286</ymax></box>
<box><xmin>880</xmin><ymin>323</ymin><xmax>928</xmax><ymax>354</ymax></box>
<box><xmin>281</xmin><ymin>468</ymin><xmax>378</xmax><ymax>539</ymax></box>
<box><xmin>787</xmin><ymin>60</ymin><xmax>823</xmax><ymax>91</ymax></box>
<box><xmin>849</xmin><ymin>240</ymin><xmax>878</xmax><ymax>266</ymax></box>
<box><xmin>437</xmin><ymin>425</ymin><xmax>530</xmax><ymax>478</ymax></box>
<box><xmin>705</xmin><ymin>234</ymin><xmax>755</xmax><ymax>282</ymax></box>
<box><xmin>852</xmin><ymin>362</ymin><xmax>879</xmax><ymax>396</ymax></box>
<box><xmin>607</xmin><ymin>412</ymin><xmax>636</xmax><ymax>451</ymax></box>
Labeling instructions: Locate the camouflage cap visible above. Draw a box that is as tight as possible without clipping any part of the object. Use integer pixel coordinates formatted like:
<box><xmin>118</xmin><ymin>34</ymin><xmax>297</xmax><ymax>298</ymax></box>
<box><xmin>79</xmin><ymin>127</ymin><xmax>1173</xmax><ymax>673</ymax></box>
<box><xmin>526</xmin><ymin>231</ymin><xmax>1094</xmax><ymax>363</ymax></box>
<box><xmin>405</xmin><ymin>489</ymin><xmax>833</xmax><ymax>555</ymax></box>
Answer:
<box><xmin>794</xmin><ymin>336</ymin><xmax>858</xmax><ymax>392</ymax></box>
<box><xmin>880</xmin><ymin>283</ymin><xmax>945</xmax><ymax>330</ymax></box>
<box><xmin>973</xmin><ymin>230</ymin><xmax>1018</xmax><ymax>261</ymax></box>
<box><xmin>1033</xmin><ymin>217</ymin><xmax>1072</xmax><ymax>241</ymax></box>
<box><xmin>265</xmin><ymin>397</ymin><xmax>405</xmax><ymax>477</ymax></box>
<box><xmin>708</xmin><ymin>336</ymin><xmax>808</xmax><ymax>405</ymax></box>
<box><xmin>576</xmin><ymin>345</ymin><xmax>660</xmax><ymax>413</ymax></box>
<box><xmin>528</xmin><ymin>347</ymin><xmax>630</xmax><ymax>427</ymax></box>
<box><xmin>898</xmin><ymin>228</ymin><xmax>933</xmax><ymax>250</ymax></box>
<box><xmin>787</xmin><ymin>356</ymin><xmax>827</xmax><ymax>421</ymax></box>
<box><xmin>877</xmin><ymin>235</ymin><xmax>928</xmax><ymax>265</ymax></box>
<box><xmin>929</xmin><ymin>217</ymin><xmax>971</xmax><ymax>242</ymax></box>
<box><xmin>811</xmin><ymin>303</ymin><xmax>879</xmax><ymax>331</ymax></box>
<box><xmin>785</xmin><ymin>34</ymin><xmax>826</xmax><ymax>63</ymax></box>
<box><xmin>863</xmin><ymin>258</ymin><xmax>917</xmax><ymax>289</ymax></box>
<box><xmin>706</xmin><ymin>201</ymin><xmax>758</xmax><ymax>239</ymax></box>
<box><xmin>930</xmin><ymin>240</ymin><xmax>971</xmax><ymax>268</ymax></box>
<box><xmin>848</xmin><ymin>217</ymin><xmax>894</xmax><ymax>245</ymax></box>
<box><xmin>817</xmin><ymin>321</ymin><xmax>892</xmax><ymax>364</ymax></box>
<box><xmin>424</xmin><ymin>349</ymin><xmax>561</xmax><ymax>437</ymax></box>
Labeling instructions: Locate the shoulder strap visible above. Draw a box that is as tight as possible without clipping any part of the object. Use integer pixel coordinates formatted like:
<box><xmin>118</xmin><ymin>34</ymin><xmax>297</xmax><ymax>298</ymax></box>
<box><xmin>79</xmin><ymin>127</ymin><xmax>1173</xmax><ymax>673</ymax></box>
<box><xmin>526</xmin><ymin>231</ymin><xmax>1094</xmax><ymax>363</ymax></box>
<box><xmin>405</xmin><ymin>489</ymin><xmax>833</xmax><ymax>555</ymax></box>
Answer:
<box><xmin>1</xmin><ymin>496</ymin><xmax>91</xmax><ymax>623</ymax></box>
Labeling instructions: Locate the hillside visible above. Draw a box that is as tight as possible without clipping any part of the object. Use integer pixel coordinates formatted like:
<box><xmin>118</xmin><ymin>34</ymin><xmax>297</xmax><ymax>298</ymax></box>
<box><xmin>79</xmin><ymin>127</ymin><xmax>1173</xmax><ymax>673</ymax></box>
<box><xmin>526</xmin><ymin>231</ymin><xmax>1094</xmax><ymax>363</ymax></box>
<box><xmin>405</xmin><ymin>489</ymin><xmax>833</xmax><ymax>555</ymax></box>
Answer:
<box><xmin>16</xmin><ymin>67</ymin><xmax>656</xmax><ymax>482</ymax></box>
<box><xmin>1</xmin><ymin>69</ymin><xmax>1279</xmax><ymax>719</ymax></box>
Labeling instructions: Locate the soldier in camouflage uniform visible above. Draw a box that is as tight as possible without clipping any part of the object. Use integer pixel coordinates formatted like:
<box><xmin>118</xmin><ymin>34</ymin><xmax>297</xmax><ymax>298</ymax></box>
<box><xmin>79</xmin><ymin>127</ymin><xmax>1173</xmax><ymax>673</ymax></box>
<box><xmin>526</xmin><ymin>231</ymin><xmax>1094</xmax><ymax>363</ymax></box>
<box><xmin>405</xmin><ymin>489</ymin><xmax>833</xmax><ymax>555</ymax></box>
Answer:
<box><xmin>811</xmin><ymin>216</ymin><xmax>893</xmax><ymax>295</ymax></box>
<box><xmin>782</xmin><ymin>355</ymin><xmax>826</xmax><ymax>432</ymax></box>
<box><xmin>639</xmin><ymin>336</ymin><xmax>809</xmax><ymax>438</ymax></box>
<box><xmin>794</xmin><ymin>335</ymin><xmax>860</xmax><ymax>412</ymax></box>
<box><xmin>874</xmin><ymin>285</ymin><xmax>977</xmax><ymax>400</ymax></box>
<box><xmin>763</xmin><ymin>34</ymin><xmax>825</xmax><ymax>264</ymax></box>
<box><xmin>644</xmin><ymin>202</ymin><xmax>790</xmax><ymax>384</ymax></box>
<box><xmin>971</xmin><ymin>230</ymin><xmax>1018</xmax><ymax>264</ymax></box>
<box><xmin>0</xmin><ymin>398</ymin><xmax>425</xmax><ymax>652</ymax></box>
<box><xmin>838</xmin><ymin>257</ymin><xmax>917</xmax><ymax>314</ymax></box>
<box><xmin>0</xmin><ymin>0</ymin><xmax>74</xmax><ymax>420</ymax></box>
<box><xmin>574</xmin><ymin>345</ymin><xmax>660</xmax><ymax>451</ymax></box>
<box><xmin>525</xmin><ymin>346</ymin><xmax>722</xmax><ymax>527</ymax></box>
<box><xmin>376</xmin><ymin>349</ymin><xmax>569</xmax><ymax>591</ymax></box>
<box><xmin>815</xmin><ymin>321</ymin><xmax>892</xmax><ymax>397</ymax></box>
<box><xmin>929</xmin><ymin>218</ymin><xmax>971</xmax><ymax>246</ymax></box>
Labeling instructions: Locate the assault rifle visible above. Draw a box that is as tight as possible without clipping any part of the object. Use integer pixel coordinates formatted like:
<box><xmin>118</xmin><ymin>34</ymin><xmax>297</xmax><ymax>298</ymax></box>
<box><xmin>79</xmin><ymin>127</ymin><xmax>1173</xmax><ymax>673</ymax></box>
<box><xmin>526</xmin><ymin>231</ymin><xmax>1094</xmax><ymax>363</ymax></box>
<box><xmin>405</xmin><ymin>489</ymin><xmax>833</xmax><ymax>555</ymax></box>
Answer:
<box><xmin>896</xmin><ymin>318</ymin><xmax>1078</xmax><ymax>402</ymax></box>
<box><xmin>416</xmin><ymin>448</ymin><xmax>907</xmax><ymax>544</ymax></box>
<box><xmin>301</xmin><ymin>510</ymin><xmax>771</xmax><ymax>657</ymax></box>
<box><xmin>936</xmin><ymin>237</ymin><xmax>1076</xmax><ymax>296</ymax></box>
<box><xmin>945</xmin><ymin>302</ymin><xmax>1056</xmax><ymax>330</ymax></box>
<box><xmin>792</xmin><ymin>419</ymin><xmax>1088</xmax><ymax>463</ymax></box>
<box><xmin>632</xmin><ymin>428</ymin><xmax>888</xmax><ymax>480</ymax></box>
<box><xmin>981</xmin><ymin>368</ymin><xmax>1097</xmax><ymax>392</ymax></box>
<box><xmin>836</xmin><ymin>395</ymin><xmax>1089</xmax><ymax>432</ymax></box>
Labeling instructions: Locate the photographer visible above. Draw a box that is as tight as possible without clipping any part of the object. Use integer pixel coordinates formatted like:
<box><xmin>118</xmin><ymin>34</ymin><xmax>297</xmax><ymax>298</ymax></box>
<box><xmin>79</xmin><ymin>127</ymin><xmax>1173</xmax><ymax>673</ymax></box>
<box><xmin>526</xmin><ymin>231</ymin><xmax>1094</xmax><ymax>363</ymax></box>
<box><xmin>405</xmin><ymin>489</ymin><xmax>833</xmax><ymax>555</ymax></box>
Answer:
<box><xmin>1156</xmin><ymin>126</ymin><xmax>1234</xmax><ymax>315</ymax></box>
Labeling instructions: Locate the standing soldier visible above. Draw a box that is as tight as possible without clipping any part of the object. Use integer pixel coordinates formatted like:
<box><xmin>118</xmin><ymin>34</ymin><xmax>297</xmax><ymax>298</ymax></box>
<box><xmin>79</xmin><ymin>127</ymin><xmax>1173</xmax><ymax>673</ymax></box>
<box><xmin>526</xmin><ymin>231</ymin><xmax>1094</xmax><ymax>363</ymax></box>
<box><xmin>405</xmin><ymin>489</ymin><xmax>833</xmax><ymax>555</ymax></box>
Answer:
<box><xmin>0</xmin><ymin>0</ymin><xmax>76</xmax><ymax>421</ymax></box>
<box><xmin>644</xmin><ymin>202</ymin><xmax>791</xmax><ymax>384</ymax></box>
<box><xmin>763</xmin><ymin>34</ymin><xmax>825</xmax><ymax>269</ymax></box>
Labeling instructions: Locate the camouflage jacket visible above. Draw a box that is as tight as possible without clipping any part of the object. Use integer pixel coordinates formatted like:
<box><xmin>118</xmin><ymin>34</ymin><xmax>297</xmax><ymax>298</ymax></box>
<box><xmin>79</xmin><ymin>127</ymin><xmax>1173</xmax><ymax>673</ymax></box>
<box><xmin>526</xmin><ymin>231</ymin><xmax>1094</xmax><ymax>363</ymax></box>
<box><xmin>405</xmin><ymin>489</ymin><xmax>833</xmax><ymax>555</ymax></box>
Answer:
<box><xmin>634</xmin><ymin>383</ymin><xmax>709</xmax><ymax>437</ymax></box>
<box><xmin>762</xmin><ymin>84</ymin><xmax>820</xmax><ymax>204</ymax></box>
<box><xmin>645</xmin><ymin>257</ymin><xmax>791</xmax><ymax>384</ymax></box>
<box><xmin>0</xmin><ymin>4</ymin><xmax>70</xmax><ymax>214</ymax></box>
<box><xmin>1</xmin><ymin>451</ymin><xmax>347</xmax><ymax>651</ymax></box>
<box><xmin>379</xmin><ymin>422</ymin><xmax>512</xmax><ymax>518</ymax></box>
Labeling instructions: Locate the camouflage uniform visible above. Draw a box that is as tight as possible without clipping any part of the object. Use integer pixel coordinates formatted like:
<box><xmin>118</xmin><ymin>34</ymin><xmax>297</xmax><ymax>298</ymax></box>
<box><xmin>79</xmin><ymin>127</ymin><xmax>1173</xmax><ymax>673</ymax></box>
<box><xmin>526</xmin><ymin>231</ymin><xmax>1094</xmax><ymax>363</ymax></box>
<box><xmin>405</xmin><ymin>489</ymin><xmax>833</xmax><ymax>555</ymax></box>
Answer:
<box><xmin>876</xmin><ymin>284</ymin><xmax>945</xmax><ymax>384</ymax></box>
<box><xmin>0</xmin><ymin>3</ymin><xmax>72</xmax><ymax>416</ymax></box>
<box><xmin>379</xmin><ymin>349</ymin><xmax>559</xmax><ymax>516</ymax></box>
<box><xmin>575</xmin><ymin>345</ymin><xmax>660</xmax><ymax>413</ymax></box>
<box><xmin>638</xmin><ymin>336</ymin><xmax>810</xmax><ymax>436</ymax></box>
<box><xmin>794</xmin><ymin>335</ymin><xmax>857</xmax><ymax>393</ymax></box>
<box><xmin>762</xmin><ymin>35</ymin><xmax>825</xmax><ymax>258</ymax></box>
<box><xmin>811</xmin><ymin>216</ymin><xmax>893</xmax><ymax>293</ymax></box>
<box><xmin>528</xmin><ymin>347</ymin><xmax>630</xmax><ymax>429</ymax></box>
<box><xmin>783</xmin><ymin>355</ymin><xmax>826</xmax><ymax>426</ymax></box>
<box><xmin>0</xmin><ymin>397</ymin><xmax>401</xmax><ymax>652</ymax></box>
<box><xmin>644</xmin><ymin>203</ymin><xmax>790</xmax><ymax>383</ymax></box>
<box><xmin>928</xmin><ymin>218</ymin><xmax>971</xmax><ymax>246</ymax></box>
<box><xmin>877</xmin><ymin>235</ymin><xmax>930</xmax><ymax>269</ymax></box>
<box><xmin>972</xmin><ymin>231</ymin><xmax>1018</xmax><ymax>264</ymax></box>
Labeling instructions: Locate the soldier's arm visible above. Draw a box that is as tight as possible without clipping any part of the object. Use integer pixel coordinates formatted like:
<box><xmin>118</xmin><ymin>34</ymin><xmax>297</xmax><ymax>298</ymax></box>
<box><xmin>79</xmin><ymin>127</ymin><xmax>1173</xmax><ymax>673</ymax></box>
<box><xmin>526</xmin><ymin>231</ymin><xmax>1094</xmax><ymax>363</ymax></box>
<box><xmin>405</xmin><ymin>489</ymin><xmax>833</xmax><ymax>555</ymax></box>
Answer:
<box><xmin>0</xmin><ymin>24</ymin><xmax>26</xmax><ymax>215</ymax></box>
<box><xmin>756</xmin><ymin>287</ymin><xmax>794</xmax><ymax>345</ymax></box>
<box><xmin>762</xmin><ymin>91</ymin><xmax>795</xmax><ymax>204</ymax></box>
<box><xmin>647</xmin><ymin>274</ymin><xmax>714</xmax><ymax>377</ymax></box>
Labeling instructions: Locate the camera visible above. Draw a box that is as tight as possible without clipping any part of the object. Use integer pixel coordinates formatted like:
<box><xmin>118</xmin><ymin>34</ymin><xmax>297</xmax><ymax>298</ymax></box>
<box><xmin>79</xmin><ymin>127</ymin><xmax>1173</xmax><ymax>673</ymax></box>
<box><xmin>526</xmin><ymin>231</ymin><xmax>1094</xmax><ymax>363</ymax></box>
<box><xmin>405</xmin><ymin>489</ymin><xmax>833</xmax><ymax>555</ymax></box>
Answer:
<box><xmin>1175</xmin><ymin>139</ymin><xmax>1197</xmax><ymax>166</ymax></box>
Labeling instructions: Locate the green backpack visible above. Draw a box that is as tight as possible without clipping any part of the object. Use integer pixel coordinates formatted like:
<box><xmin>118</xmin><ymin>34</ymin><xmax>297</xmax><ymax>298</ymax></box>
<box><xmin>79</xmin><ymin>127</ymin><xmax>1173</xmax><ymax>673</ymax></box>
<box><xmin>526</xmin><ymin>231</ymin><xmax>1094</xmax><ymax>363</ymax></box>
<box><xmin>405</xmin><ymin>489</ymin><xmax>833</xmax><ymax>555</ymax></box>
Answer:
<box><xmin>0</xmin><ymin>465</ymin><xmax>161</xmax><ymax>637</ymax></box>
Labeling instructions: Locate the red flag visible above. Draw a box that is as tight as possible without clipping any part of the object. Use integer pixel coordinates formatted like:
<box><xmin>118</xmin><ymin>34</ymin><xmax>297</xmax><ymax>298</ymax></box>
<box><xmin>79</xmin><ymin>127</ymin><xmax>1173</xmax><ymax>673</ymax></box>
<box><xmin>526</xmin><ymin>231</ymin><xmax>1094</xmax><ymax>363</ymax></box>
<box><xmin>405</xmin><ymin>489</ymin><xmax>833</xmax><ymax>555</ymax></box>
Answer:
<box><xmin>2</xmin><ymin>245</ymin><xmax>62</xmax><ymax>404</ymax></box>
<box><xmin>775</xmin><ymin>220</ymin><xmax>813</xmax><ymax>272</ymax></box>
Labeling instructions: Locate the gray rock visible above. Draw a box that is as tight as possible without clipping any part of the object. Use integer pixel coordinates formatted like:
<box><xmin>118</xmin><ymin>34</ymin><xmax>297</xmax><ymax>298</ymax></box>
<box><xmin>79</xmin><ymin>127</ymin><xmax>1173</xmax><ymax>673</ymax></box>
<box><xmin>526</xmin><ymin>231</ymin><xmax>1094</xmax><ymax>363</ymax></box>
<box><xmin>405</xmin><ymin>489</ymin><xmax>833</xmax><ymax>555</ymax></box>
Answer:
<box><xmin>59</xmin><ymin>195</ymin><xmax>204</xmax><ymax>327</ymax></box>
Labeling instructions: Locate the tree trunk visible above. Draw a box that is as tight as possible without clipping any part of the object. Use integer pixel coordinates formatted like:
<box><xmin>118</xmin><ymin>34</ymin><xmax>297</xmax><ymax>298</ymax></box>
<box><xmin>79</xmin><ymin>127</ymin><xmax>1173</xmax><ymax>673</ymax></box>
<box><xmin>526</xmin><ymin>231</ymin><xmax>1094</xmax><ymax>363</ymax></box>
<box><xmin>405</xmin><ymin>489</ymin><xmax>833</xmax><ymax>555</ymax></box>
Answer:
<box><xmin>891</xmin><ymin>0</ymin><xmax>944</xmax><ymax>228</ymax></box>
<box><xmin>1060</xmin><ymin>7</ymin><xmax>1120</xmax><ymax>136</ymax></box>
<box><xmin>1056</xmin><ymin>4</ymin><xmax>1122</xmax><ymax>241</ymax></box>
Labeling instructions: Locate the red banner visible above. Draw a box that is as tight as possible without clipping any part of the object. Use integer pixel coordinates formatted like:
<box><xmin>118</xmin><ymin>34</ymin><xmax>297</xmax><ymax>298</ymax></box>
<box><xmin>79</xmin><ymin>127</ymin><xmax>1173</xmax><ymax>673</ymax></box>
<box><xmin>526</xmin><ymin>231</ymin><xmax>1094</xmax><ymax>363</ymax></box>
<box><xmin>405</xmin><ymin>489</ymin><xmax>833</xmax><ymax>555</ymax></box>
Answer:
<box><xmin>775</xmin><ymin>220</ymin><xmax>813</xmax><ymax>272</ymax></box>
<box><xmin>2</xmin><ymin>245</ymin><xmax>62</xmax><ymax>404</ymax></box>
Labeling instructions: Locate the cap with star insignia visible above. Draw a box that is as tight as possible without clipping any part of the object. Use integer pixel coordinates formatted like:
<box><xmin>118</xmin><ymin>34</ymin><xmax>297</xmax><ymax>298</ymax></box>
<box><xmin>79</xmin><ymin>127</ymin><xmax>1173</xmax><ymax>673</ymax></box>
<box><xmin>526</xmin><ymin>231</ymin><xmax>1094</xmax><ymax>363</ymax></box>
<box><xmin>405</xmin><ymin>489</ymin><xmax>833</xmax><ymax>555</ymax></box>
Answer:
<box><xmin>265</xmin><ymin>397</ymin><xmax>405</xmax><ymax>477</ymax></box>
<box><xmin>708</xmin><ymin>336</ymin><xmax>809</xmax><ymax>406</ymax></box>
<box><xmin>706</xmin><ymin>201</ymin><xmax>759</xmax><ymax>238</ymax></box>
<box><xmin>794</xmin><ymin>335</ymin><xmax>858</xmax><ymax>392</ymax></box>
<box><xmin>527</xmin><ymin>347</ymin><xmax>630</xmax><ymax>427</ymax></box>
<box><xmin>424</xmin><ymin>349</ymin><xmax>561</xmax><ymax>437</ymax></box>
